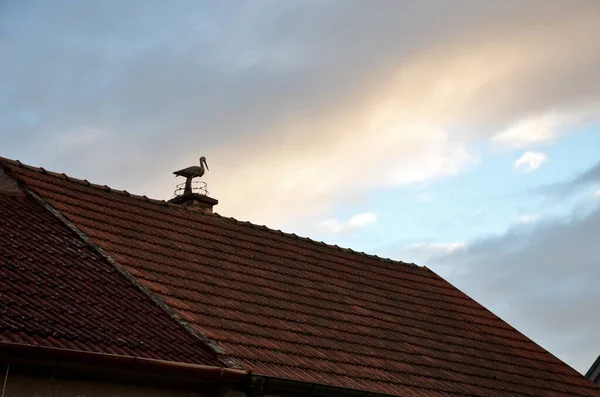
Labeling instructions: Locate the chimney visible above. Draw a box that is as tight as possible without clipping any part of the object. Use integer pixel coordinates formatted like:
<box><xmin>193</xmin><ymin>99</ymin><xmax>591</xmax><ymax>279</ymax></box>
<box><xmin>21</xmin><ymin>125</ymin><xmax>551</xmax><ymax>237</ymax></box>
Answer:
<box><xmin>168</xmin><ymin>155</ymin><xmax>217</xmax><ymax>213</ymax></box>
<box><xmin>168</xmin><ymin>191</ymin><xmax>218</xmax><ymax>213</ymax></box>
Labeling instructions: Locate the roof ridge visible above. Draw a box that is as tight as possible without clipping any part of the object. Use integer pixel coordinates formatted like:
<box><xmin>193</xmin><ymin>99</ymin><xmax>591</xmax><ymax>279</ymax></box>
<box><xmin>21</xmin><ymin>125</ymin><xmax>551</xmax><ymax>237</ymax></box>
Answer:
<box><xmin>0</xmin><ymin>156</ymin><xmax>422</xmax><ymax>271</ymax></box>
<box><xmin>0</xmin><ymin>156</ymin><xmax>177</xmax><ymax>208</ymax></box>
<box><xmin>215</xmin><ymin>211</ymin><xmax>421</xmax><ymax>268</ymax></box>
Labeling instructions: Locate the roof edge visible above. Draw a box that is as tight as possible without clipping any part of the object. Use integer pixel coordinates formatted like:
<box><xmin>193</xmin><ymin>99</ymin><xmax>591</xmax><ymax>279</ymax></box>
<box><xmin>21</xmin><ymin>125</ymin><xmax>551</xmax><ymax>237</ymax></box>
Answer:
<box><xmin>252</xmin><ymin>374</ymin><xmax>402</xmax><ymax>397</ymax></box>
<box><xmin>20</xmin><ymin>184</ymin><xmax>244</xmax><ymax>370</ymax></box>
<box><xmin>586</xmin><ymin>354</ymin><xmax>600</xmax><ymax>381</ymax></box>
<box><xmin>423</xmin><ymin>266</ymin><xmax>592</xmax><ymax>379</ymax></box>
<box><xmin>0</xmin><ymin>342</ymin><xmax>247</xmax><ymax>382</ymax></box>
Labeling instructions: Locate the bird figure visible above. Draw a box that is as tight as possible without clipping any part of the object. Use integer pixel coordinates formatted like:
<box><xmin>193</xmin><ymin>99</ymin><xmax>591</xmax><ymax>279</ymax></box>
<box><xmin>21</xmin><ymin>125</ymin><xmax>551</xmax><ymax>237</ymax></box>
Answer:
<box><xmin>174</xmin><ymin>156</ymin><xmax>209</xmax><ymax>195</ymax></box>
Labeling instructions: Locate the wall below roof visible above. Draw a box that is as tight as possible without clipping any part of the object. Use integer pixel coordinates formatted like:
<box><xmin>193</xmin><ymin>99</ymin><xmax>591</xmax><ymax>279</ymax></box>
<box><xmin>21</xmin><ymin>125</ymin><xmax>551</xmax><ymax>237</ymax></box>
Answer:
<box><xmin>0</xmin><ymin>362</ymin><xmax>224</xmax><ymax>397</ymax></box>
<box><xmin>3</xmin><ymin>374</ymin><xmax>209</xmax><ymax>397</ymax></box>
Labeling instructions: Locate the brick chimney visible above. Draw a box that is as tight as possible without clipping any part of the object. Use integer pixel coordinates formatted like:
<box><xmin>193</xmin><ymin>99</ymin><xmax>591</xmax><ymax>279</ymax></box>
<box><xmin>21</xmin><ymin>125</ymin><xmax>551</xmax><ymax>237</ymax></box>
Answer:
<box><xmin>168</xmin><ymin>192</ymin><xmax>218</xmax><ymax>213</ymax></box>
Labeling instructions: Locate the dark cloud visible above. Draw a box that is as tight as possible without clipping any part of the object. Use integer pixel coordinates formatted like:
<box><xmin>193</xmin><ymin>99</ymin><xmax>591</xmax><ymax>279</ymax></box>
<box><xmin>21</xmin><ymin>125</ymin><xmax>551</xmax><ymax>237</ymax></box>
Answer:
<box><xmin>2</xmin><ymin>1</ymin><xmax>599</xmax><ymax>176</ymax></box>
<box><xmin>428</xmin><ymin>203</ymin><xmax>600</xmax><ymax>373</ymax></box>
<box><xmin>574</xmin><ymin>162</ymin><xmax>600</xmax><ymax>186</ymax></box>
<box><xmin>539</xmin><ymin>161</ymin><xmax>600</xmax><ymax>197</ymax></box>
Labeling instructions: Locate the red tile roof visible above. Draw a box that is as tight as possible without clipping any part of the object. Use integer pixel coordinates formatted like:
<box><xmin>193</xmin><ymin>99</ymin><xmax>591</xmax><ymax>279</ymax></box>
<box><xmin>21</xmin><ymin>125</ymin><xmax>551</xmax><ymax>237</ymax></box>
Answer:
<box><xmin>0</xmin><ymin>177</ymin><xmax>226</xmax><ymax>367</ymax></box>
<box><xmin>2</xmin><ymin>157</ymin><xmax>599</xmax><ymax>397</ymax></box>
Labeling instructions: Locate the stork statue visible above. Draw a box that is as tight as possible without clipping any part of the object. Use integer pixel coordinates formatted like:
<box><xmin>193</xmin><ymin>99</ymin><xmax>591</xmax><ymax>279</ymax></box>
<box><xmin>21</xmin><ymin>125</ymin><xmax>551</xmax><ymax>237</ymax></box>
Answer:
<box><xmin>174</xmin><ymin>156</ymin><xmax>209</xmax><ymax>196</ymax></box>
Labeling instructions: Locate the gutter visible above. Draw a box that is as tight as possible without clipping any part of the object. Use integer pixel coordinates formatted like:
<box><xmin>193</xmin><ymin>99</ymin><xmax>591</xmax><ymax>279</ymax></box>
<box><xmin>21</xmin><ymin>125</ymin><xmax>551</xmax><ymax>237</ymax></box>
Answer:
<box><xmin>0</xmin><ymin>342</ymin><xmax>247</xmax><ymax>382</ymax></box>
<box><xmin>0</xmin><ymin>343</ymin><xmax>398</xmax><ymax>397</ymax></box>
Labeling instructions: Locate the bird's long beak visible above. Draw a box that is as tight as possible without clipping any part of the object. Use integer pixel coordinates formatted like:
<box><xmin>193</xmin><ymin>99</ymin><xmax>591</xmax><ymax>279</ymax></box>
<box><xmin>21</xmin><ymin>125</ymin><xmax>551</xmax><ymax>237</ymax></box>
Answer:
<box><xmin>204</xmin><ymin>159</ymin><xmax>209</xmax><ymax>171</ymax></box>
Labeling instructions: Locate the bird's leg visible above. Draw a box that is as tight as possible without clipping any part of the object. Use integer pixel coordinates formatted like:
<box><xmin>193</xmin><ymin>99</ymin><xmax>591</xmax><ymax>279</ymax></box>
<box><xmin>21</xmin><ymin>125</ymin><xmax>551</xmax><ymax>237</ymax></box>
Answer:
<box><xmin>184</xmin><ymin>177</ymin><xmax>193</xmax><ymax>195</ymax></box>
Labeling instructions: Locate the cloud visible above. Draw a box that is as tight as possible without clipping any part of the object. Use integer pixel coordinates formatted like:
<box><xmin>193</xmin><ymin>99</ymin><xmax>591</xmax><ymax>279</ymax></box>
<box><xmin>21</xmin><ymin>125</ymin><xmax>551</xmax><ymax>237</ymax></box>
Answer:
<box><xmin>431</xmin><ymin>203</ymin><xmax>600</xmax><ymax>373</ymax></box>
<box><xmin>391</xmin><ymin>242</ymin><xmax>466</xmax><ymax>278</ymax></box>
<box><xmin>2</xmin><ymin>1</ymin><xmax>600</xmax><ymax>227</ymax></box>
<box><xmin>317</xmin><ymin>212</ymin><xmax>377</xmax><ymax>234</ymax></box>
<box><xmin>594</xmin><ymin>189</ymin><xmax>600</xmax><ymax>198</ymax></box>
<box><xmin>210</xmin><ymin>128</ymin><xmax>475</xmax><ymax>225</ymax></box>
<box><xmin>539</xmin><ymin>160</ymin><xmax>600</xmax><ymax>197</ymax></box>
<box><xmin>400</xmin><ymin>242</ymin><xmax>466</xmax><ymax>258</ymax></box>
<box><xmin>513</xmin><ymin>151</ymin><xmax>547</xmax><ymax>173</ymax></box>
<box><xmin>517</xmin><ymin>214</ymin><xmax>540</xmax><ymax>224</ymax></box>
<box><xmin>569</xmin><ymin>161</ymin><xmax>600</xmax><ymax>188</ymax></box>
<box><xmin>492</xmin><ymin>112</ymin><xmax>583</xmax><ymax>148</ymax></box>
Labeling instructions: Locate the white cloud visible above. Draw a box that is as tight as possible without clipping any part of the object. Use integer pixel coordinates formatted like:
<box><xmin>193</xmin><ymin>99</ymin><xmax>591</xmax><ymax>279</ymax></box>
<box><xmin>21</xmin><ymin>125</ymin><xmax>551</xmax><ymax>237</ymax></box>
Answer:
<box><xmin>210</xmin><ymin>123</ymin><xmax>475</xmax><ymax>227</ymax></box>
<box><xmin>513</xmin><ymin>151</ymin><xmax>547</xmax><ymax>173</ymax></box>
<box><xmin>403</xmin><ymin>242</ymin><xmax>466</xmax><ymax>255</ymax></box>
<box><xmin>492</xmin><ymin>113</ymin><xmax>578</xmax><ymax>148</ymax></box>
<box><xmin>393</xmin><ymin>242</ymin><xmax>466</xmax><ymax>277</ymax></box>
<box><xmin>318</xmin><ymin>212</ymin><xmax>377</xmax><ymax>234</ymax></box>
<box><xmin>594</xmin><ymin>189</ymin><xmax>600</xmax><ymax>198</ymax></box>
<box><xmin>200</xmin><ymin>8</ymin><xmax>600</xmax><ymax>226</ymax></box>
<box><xmin>518</xmin><ymin>214</ymin><xmax>540</xmax><ymax>224</ymax></box>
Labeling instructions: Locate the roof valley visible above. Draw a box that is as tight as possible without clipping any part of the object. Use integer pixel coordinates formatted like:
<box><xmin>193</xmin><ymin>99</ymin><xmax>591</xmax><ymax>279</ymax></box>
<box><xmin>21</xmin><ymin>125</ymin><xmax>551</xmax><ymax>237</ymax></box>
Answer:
<box><xmin>18</xmin><ymin>183</ymin><xmax>242</xmax><ymax>370</ymax></box>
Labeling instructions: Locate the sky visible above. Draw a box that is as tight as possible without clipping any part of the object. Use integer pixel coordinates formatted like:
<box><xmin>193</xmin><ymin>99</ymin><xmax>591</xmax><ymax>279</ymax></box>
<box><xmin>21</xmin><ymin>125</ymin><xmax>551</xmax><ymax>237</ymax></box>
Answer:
<box><xmin>2</xmin><ymin>0</ymin><xmax>600</xmax><ymax>374</ymax></box>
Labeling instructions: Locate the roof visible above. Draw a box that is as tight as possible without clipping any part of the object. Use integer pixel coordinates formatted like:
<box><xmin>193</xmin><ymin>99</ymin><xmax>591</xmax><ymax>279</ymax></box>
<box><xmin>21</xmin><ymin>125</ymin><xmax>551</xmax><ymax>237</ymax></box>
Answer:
<box><xmin>587</xmin><ymin>354</ymin><xmax>600</xmax><ymax>384</ymax></box>
<box><xmin>0</xmin><ymin>171</ymin><xmax>227</xmax><ymax>367</ymax></box>
<box><xmin>2</xmin><ymin>156</ymin><xmax>600</xmax><ymax>397</ymax></box>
